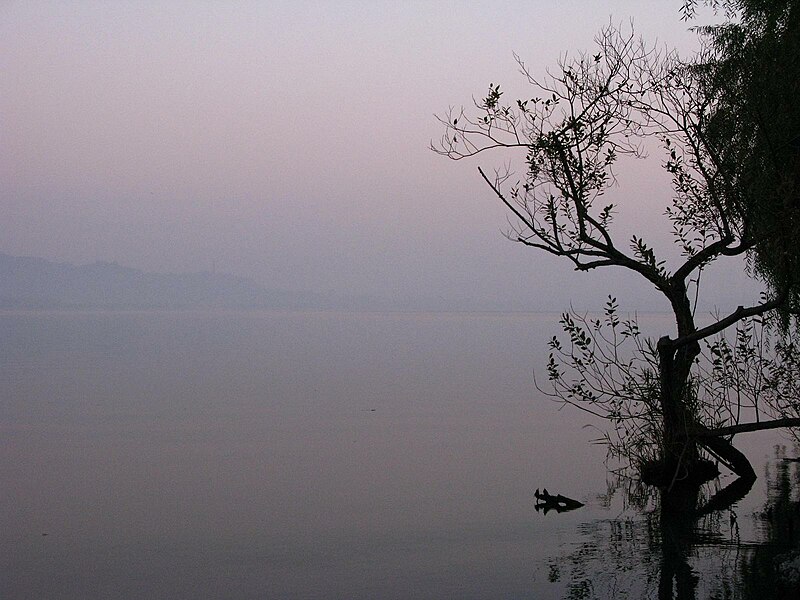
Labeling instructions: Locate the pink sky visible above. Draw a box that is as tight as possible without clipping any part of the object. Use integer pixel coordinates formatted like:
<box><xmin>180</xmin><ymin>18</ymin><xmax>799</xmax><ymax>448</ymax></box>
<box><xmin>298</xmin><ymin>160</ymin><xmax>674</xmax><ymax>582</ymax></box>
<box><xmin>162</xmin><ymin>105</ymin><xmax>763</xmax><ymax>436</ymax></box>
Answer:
<box><xmin>0</xmin><ymin>1</ymin><xmax>759</xmax><ymax>311</ymax></box>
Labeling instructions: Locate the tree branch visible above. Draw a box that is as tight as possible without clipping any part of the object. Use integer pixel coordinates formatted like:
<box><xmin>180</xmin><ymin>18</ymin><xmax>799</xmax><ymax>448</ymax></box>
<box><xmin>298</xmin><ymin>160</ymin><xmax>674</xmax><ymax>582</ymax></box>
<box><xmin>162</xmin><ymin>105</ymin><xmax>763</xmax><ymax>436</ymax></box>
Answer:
<box><xmin>699</xmin><ymin>417</ymin><xmax>800</xmax><ymax>437</ymax></box>
<box><xmin>671</xmin><ymin>292</ymin><xmax>787</xmax><ymax>348</ymax></box>
<box><xmin>671</xmin><ymin>235</ymin><xmax>733</xmax><ymax>283</ymax></box>
<box><xmin>478</xmin><ymin>167</ymin><xmax>537</xmax><ymax>232</ymax></box>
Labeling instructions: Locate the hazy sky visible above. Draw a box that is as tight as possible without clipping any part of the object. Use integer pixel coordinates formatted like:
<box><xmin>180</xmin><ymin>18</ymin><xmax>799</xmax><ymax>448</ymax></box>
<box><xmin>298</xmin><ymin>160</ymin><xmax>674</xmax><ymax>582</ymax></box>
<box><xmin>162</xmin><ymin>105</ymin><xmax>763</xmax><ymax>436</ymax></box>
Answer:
<box><xmin>1</xmin><ymin>1</ymin><xmax>760</xmax><ymax>311</ymax></box>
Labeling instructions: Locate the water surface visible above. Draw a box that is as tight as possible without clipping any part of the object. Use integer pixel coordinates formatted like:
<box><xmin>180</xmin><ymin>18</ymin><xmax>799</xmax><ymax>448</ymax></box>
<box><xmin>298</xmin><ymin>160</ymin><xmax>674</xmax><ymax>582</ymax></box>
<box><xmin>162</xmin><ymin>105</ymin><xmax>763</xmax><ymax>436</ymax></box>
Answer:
<box><xmin>1</xmin><ymin>310</ymin><xmax>796</xmax><ymax>598</ymax></box>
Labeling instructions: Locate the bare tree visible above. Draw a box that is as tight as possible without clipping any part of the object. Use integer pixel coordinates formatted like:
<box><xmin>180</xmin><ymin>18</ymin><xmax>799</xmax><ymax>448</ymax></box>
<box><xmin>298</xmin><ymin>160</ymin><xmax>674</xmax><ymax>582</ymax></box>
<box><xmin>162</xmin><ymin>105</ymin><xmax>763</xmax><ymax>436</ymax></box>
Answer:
<box><xmin>434</xmin><ymin>25</ymin><xmax>800</xmax><ymax>485</ymax></box>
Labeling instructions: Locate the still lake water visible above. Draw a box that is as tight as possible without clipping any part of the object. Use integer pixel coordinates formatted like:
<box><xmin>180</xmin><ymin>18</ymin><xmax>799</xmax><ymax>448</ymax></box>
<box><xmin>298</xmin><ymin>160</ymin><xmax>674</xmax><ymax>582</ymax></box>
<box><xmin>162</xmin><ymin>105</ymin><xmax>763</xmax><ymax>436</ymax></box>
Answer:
<box><xmin>1</xmin><ymin>310</ymin><xmax>797</xmax><ymax>599</ymax></box>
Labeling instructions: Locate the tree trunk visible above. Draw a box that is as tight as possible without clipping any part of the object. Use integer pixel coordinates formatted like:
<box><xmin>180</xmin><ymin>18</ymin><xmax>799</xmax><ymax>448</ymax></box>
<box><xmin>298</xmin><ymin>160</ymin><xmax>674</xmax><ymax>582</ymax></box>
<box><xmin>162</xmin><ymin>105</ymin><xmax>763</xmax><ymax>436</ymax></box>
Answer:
<box><xmin>648</xmin><ymin>285</ymin><xmax>710</xmax><ymax>488</ymax></box>
<box><xmin>649</xmin><ymin>331</ymin><xmax>758</xmax><ymax>486</ymax></box>
<box><xmin>656</xmin><ymin>332</ymin><xmax>702</xmax><ymax>488</ymax></box>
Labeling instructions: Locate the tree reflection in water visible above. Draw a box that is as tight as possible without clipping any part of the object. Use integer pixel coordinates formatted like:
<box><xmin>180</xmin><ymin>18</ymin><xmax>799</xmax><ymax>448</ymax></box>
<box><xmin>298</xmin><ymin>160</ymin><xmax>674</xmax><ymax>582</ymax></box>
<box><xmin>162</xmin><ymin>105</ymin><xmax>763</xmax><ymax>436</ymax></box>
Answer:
<box><xmin>544</xmin><ymin>446</ymin><xmax>800</xmax><ymax>599</ymax></box>
<box><xmin>738</xmin><ymin>446</ymin><xmax>800</xmax><ymax>599</ymax></box>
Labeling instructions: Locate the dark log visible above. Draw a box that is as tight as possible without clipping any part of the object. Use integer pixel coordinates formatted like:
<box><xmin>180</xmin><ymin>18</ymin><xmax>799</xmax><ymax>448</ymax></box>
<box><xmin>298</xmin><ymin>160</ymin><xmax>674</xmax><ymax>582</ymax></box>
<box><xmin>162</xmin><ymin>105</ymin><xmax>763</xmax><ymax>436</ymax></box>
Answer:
<box><xmin>534</xmin><ymin>488</ymin><xmax>585</xmax><ymax>514</ymax></box>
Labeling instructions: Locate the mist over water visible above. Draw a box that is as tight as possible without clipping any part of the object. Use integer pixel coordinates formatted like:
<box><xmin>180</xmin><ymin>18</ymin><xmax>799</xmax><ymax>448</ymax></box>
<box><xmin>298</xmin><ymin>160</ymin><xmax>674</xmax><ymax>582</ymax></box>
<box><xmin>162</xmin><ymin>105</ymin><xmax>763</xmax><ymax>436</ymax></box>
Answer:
<box><xmin>0</xmin><ymin>310</ymin><xmax>595</xmax><ymax>597</ymax></box>
<box><xmin>1</xmin><ymin>310</ymin><xmax>793</xmax><ymax>598</ymax></box>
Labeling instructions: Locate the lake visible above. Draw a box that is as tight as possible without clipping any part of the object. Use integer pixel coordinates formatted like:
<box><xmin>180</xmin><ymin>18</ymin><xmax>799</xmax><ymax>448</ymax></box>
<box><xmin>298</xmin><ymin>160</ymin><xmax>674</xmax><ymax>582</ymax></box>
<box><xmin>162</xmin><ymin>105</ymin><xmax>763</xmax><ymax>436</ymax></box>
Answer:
<box><xmin>1</xmin><ymin>310</ymin><xmax>797</xmax><ymax>599</ymax></box>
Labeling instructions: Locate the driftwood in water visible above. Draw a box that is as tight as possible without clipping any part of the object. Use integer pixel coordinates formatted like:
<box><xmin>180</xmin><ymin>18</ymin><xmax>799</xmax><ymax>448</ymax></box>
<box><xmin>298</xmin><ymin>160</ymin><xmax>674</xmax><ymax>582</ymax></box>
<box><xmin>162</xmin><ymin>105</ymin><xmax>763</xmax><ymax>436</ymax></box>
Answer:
<box><xmin>534</xmin><ymin>488</ymin><xmax>584</xmax><ymax>514</ymax></box>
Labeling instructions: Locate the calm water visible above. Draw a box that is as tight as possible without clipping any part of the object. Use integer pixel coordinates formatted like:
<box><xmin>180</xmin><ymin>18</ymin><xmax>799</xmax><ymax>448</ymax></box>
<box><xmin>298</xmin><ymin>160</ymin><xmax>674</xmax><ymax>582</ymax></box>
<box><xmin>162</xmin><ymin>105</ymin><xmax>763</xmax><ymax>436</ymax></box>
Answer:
<box><xmin>1</xmin><ymin>310</ymin><xmax>797</xmax><ymax>599</ymax></box>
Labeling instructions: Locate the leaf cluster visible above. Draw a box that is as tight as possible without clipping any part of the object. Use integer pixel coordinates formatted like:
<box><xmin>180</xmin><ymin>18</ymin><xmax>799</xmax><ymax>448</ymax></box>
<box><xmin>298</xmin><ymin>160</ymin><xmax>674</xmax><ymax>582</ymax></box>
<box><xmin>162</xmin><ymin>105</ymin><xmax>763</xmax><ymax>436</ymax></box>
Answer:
<box><xmin>544</xmin><ymin>299</ymin><xmax>800</xmax><ymax>468</ymax></box>
<box><xmin>697</xmin><ymin>309</ymin><xmax>800</xmax><ymax>438</ymax></box>
<box><xmin>538</xmin><ymin>297</ymin><xmax>663</xmax><ymax>466</ymax></box>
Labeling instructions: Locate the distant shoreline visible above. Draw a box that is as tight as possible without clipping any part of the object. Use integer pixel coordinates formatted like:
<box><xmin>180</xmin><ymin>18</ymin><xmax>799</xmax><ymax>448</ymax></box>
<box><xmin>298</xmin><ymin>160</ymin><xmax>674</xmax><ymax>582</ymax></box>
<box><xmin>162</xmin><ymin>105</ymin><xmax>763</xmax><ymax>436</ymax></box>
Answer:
<box><xmin>0</xmin><ymin>305</ymin><xmax>679</xmax><ymax>317</ymax></box>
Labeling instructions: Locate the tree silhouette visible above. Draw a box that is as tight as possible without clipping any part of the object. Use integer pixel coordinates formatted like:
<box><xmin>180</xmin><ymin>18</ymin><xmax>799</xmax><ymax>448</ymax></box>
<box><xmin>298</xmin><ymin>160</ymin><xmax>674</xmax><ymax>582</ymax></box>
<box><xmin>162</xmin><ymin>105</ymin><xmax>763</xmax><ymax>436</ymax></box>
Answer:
<box><xmin>434</xmin><ymin>19</ymin><xmax>800</xmax><ymax>486</ymax></box>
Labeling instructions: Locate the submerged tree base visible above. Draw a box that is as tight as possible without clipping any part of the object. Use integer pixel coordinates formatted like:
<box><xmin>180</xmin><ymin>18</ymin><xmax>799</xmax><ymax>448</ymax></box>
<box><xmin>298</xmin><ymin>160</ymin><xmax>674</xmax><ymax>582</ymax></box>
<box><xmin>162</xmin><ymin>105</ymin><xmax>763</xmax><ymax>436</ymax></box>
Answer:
<box><xmin>640</xmin><ymin>458</ymin><xmax>720</xmax><ymax>489</ymax></box>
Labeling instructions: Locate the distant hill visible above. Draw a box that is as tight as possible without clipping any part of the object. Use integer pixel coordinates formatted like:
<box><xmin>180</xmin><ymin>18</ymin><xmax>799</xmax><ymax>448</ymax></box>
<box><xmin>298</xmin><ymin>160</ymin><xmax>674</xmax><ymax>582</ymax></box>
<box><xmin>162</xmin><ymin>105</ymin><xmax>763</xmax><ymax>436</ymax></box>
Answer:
<box><xmin>0</xmin><ymin>253</ymin><xmax>342</xmax><ymax>310</ymax></box>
